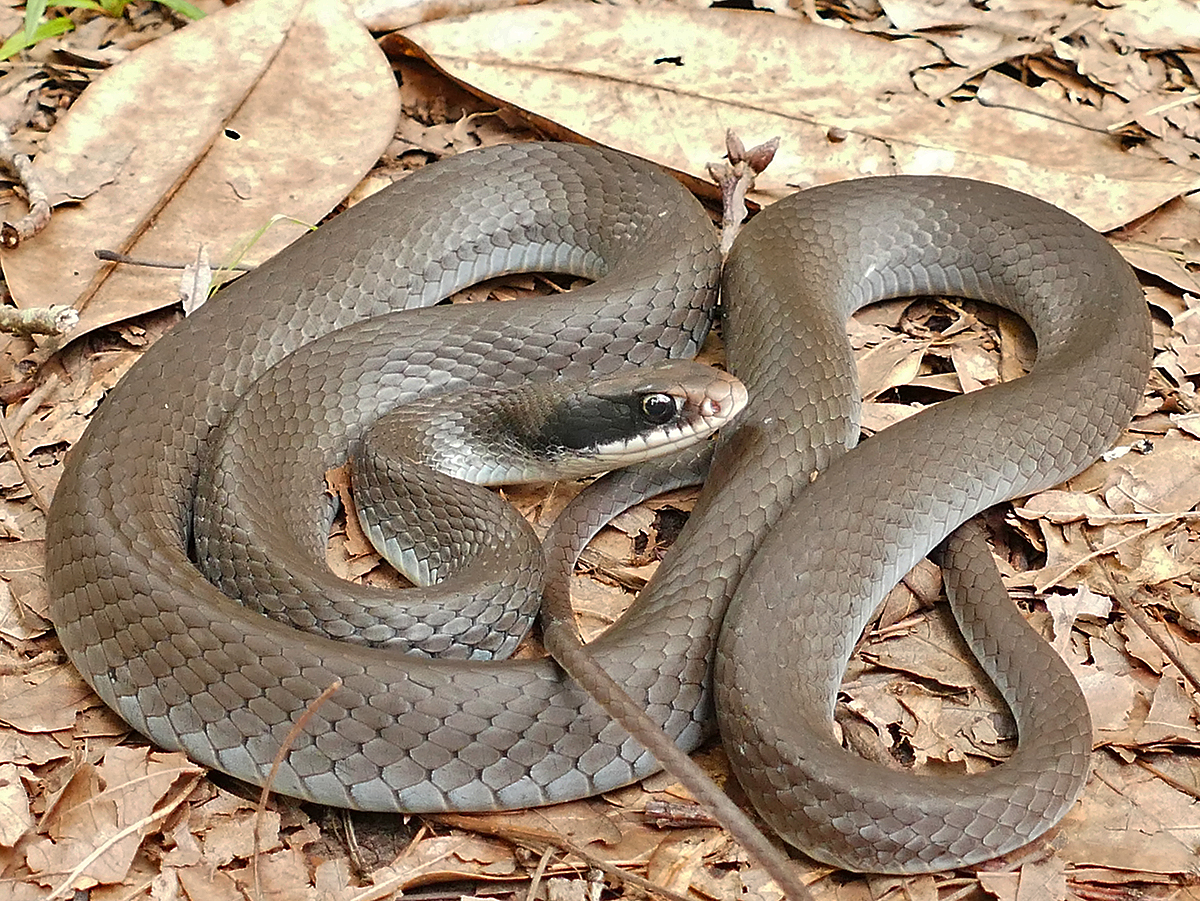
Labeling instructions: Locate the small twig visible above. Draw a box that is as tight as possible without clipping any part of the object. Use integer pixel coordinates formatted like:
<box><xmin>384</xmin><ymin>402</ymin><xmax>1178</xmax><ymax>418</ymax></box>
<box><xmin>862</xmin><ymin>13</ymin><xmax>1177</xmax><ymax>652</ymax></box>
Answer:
<box><xmin>705</xmin><ymin>130</ymin><xmax>779</xmax><ymax>256</ymax></box>
<box><xmin>94</xmin><ymin>248</ymin><xmax>254</xmax><ymax>272</ymax></box>
<box><xmin>642</xmin><ymin>799</ymin><xmax>720</xmax><ymax>828</ymax></box>
<box><xmin>0</xmin><ymin>303</ymin><xmax>78</xmax><ymax>338</ymax></box>
<box><xmin>522</xmin><ymin>845</ymin><xmax>555</xmax><ymax>901</ymax></box>
<box><xmin>0</xmin><ymin>123</ymin><xmax>51</xmax><ymax>248</ymax></box>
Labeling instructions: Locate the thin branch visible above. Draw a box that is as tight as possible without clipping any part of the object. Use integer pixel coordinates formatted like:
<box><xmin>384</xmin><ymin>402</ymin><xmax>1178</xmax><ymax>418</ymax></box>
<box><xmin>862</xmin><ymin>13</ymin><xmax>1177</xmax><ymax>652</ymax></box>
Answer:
<box><xmin>0</xmin><ymin>304</ymin><xmax>78</xmax><ymax>338</ymax></box>
<box><xmin>542</xmin><ymin>625</ymin><xmax>814</xmax><ymax>901</ymax></box>
<box><xmin>0</xmin><ymin>123</ymin><xmax>51</xmax><ymax>248</ymax></box>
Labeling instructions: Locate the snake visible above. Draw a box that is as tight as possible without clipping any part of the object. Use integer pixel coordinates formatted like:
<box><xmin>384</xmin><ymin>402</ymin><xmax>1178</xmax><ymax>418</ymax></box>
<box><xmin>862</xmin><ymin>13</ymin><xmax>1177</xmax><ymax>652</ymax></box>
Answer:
<box><xmin>193</xmin><ymin>358</ymin><xmax>745</xmax><ymax>661</ymax></box>
<box><xmin>45</xmin><ymin>141</ymin><xmax>1151</xmax><ymax>875</ymax></box>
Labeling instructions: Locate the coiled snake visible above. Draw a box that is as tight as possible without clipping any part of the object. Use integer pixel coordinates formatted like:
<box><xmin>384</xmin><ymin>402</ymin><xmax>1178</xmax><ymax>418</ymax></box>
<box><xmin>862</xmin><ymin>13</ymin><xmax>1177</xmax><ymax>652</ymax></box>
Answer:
<box><xmin>46</xmin><ymin>142</ymin><xmax>1151</xmax><ymax>873</ymax></box>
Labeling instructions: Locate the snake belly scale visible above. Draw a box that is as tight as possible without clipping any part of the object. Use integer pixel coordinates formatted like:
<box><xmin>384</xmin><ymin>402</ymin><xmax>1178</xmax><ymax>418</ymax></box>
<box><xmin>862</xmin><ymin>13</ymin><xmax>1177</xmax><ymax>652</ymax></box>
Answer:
<box><xmin>46</xmin><ymin>142</ymin><xmax>1151</xmax><ymax>872</ymax></box>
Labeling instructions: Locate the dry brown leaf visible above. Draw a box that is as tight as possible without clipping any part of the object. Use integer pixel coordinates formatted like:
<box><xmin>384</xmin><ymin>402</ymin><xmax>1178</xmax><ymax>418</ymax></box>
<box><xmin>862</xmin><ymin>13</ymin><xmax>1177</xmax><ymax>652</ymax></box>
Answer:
<box><xmin>224</xmin><ymin>847</ymin><xmax>314</xmax><ymax>901</ymax></box>
<box><xmin>1044</xmin><ymin>586</ymin><xmax>1111</xmax><ymax>658</ymax></box>
<box><xmin>1019</xmin><ymin>489</ymin><xmax>1120</xmax><ymax>525</ymax></box>
<box><xmin>27</xmin><ymin>746</ymin><xmax>203</xmax><ymax>892</ymax></box>
<box><xmin>451</xmin><ymin>794</ymin><xmax>730</xmax><ymax>884</ymax></box>
<box><xmin>353</xmin><ymin>0</ymin><xmax>528</xmax><ymax>31</ymax></box>
<box><xmin>859</xmin><ymin>401</ymin><xmax>922</xmax><ymax>433</ymax></box>
<box><xmin>1000</xmin><ymin>431</ymin><xmax>1200</xmax><ymax>594</ymax></box>
<box><xmin>0</xmin><ymin>539</ymin><xmax>50</xmax><ymax>640</ymax></box>
<box><xmin>1107</xmin><ymin>0</ymin><xmax>1200</xmax><ymax>50</ymax></box>
<box><xmin>977</xmin><ymin>856</ymin><xmax>1068</xmax><ymax>901</ymax></box>
<box><xmin>0</xmin><ymin>762</ymin><xmax>33</xmax><ymax>849</ymax></box>
<box><xmin>942</xmin><ymin>337</ymin><xmax>998</xmax><ymax>394</ymax></box>
<box><xmin>1138</xmin><ymin>667</ymin><xmax>1200</xmax><ymax>746</ymax></box>
<box><xmin>176</xmin><ymin>863</ymin><xmax>244</xmax><ymax>901</ymax></box>
<box><xmin>396</xmin><ymin>3</ymin><xmax>1198</xmax><ymax>228</ymax></box>
<box><xmin>567</xmin><ymin>572</ymin><xmax>634</xmax><ymax>643</ymax></box>
<box><xmin>876</xmin><ymin>0</ymin><xmax>1065</xmax><ymax>36</ymax></box>
<box><xmin>645</xmin><ymin>831</ymin><xmax>728</xmax><ymax>896</ymax></box>
<box><xmin>370</xmin><ymin>832</ymin><xmax>519</xmax><ymax>890</ymax></box>
<box><xmin>2</xmin><ymin>0</ymin><xmax>399</xmax><ymax>341</ymax></box>
<box><xmin>1101</xmin><ymin>433</ymin><xmax>1200</xmax><ymax>516</ymax></box>
<box><xmin>1113</xmin><ymin>197</ymin><xmax>1200</xmax><ymax>296</ymax></box>
<box><xmin>1060</xmin><ymin>751</ymin><xmax>1199</xmax><ymax>874</ymax></box>
<box><xmin>0</xmin><ymin>712</ymin><xmax>77</xmax><ymax>770</ymax></box>
<box><xmin>395</xmin><ymin>4</ymin><xmax>931</xmax><ymax>201</ymax></box>
<box><xmin>0</xmin><ymin>664</ymin><xmax>99</xmax><ymax>734</ymax></box>
<box><xmin>860</xmin><ymin>613</ymin><xmax>984</xmax><ymax>693</ymax></box>
<box><xmin>313</xmin><ymin>857</ymin><xmax>353</xmax><ymax>899</ymax></box>
<box><xmin>849</xmin><ymin>611</ymin><xmax>1031</xmax><ymax>773</ymax></box>
<box><xmin>195</xmin><ymin>808</ymin><xmax>283</xmax><ymax>866</ymax></box>
<box><xmin>18</xmin><ymin>340</ymin><xmax>142</xmax><ymax>462</ymax></box>
<box><xmin>856</xmin><ymin>336</ymin><xmax>932</xmax><ymax>400</ymax></box>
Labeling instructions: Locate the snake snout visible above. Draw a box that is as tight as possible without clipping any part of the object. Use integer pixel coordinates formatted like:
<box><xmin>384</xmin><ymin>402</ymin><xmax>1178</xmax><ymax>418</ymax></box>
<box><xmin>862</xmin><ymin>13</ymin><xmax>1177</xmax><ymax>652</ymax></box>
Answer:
<box><xmin>696</xmin><ymin>369</ymin><xmax>748</xmax><ymax>423</ymax></box>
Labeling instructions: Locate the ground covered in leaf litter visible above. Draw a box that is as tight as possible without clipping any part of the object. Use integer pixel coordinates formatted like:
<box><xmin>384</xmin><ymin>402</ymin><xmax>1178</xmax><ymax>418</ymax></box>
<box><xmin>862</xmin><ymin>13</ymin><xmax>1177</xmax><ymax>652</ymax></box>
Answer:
<box><xmin>0</xmin><ymin>0</ymin><xmax>1199</xmax><ymax>899</ymax></box>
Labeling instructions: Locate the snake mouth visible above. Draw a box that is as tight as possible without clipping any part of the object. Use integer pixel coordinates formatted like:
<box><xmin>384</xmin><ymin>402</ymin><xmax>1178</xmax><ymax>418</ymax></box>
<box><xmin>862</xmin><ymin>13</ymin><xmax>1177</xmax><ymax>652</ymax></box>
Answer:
<box><xmin>700</xmin><ymin>382</ymin><xmax>747</xmax><ymax>421</ymax></box>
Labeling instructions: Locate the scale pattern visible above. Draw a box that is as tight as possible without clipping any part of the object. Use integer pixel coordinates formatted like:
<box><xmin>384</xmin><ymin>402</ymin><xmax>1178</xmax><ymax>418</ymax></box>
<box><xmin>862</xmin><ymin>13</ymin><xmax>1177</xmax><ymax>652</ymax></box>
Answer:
<box><xmin>716</xmin><ymin>177</ymin><xmax>1149</xmax><ymax>871</ymax></box>
<box><xmin>47</xmin><ymin>146</ymin><xmax>1150</xmax><ymax>870</ymax></box>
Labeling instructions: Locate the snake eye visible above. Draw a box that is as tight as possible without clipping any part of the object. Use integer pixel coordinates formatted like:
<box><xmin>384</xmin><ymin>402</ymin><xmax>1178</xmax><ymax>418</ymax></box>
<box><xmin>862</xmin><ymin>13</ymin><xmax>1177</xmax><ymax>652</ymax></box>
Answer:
<box><xmin>640</xmin><ymin>393</ymin><xmax>678</xmax><ymax>425</ymax></box>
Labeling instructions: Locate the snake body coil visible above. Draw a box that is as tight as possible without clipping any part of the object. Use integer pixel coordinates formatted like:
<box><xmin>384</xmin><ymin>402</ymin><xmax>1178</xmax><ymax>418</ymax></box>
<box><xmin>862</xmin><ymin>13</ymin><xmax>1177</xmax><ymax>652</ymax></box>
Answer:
<box><xmin>46</xmin><ymin>143</ymin><xmax>1150</xmax><ymax>872</ymax></box>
